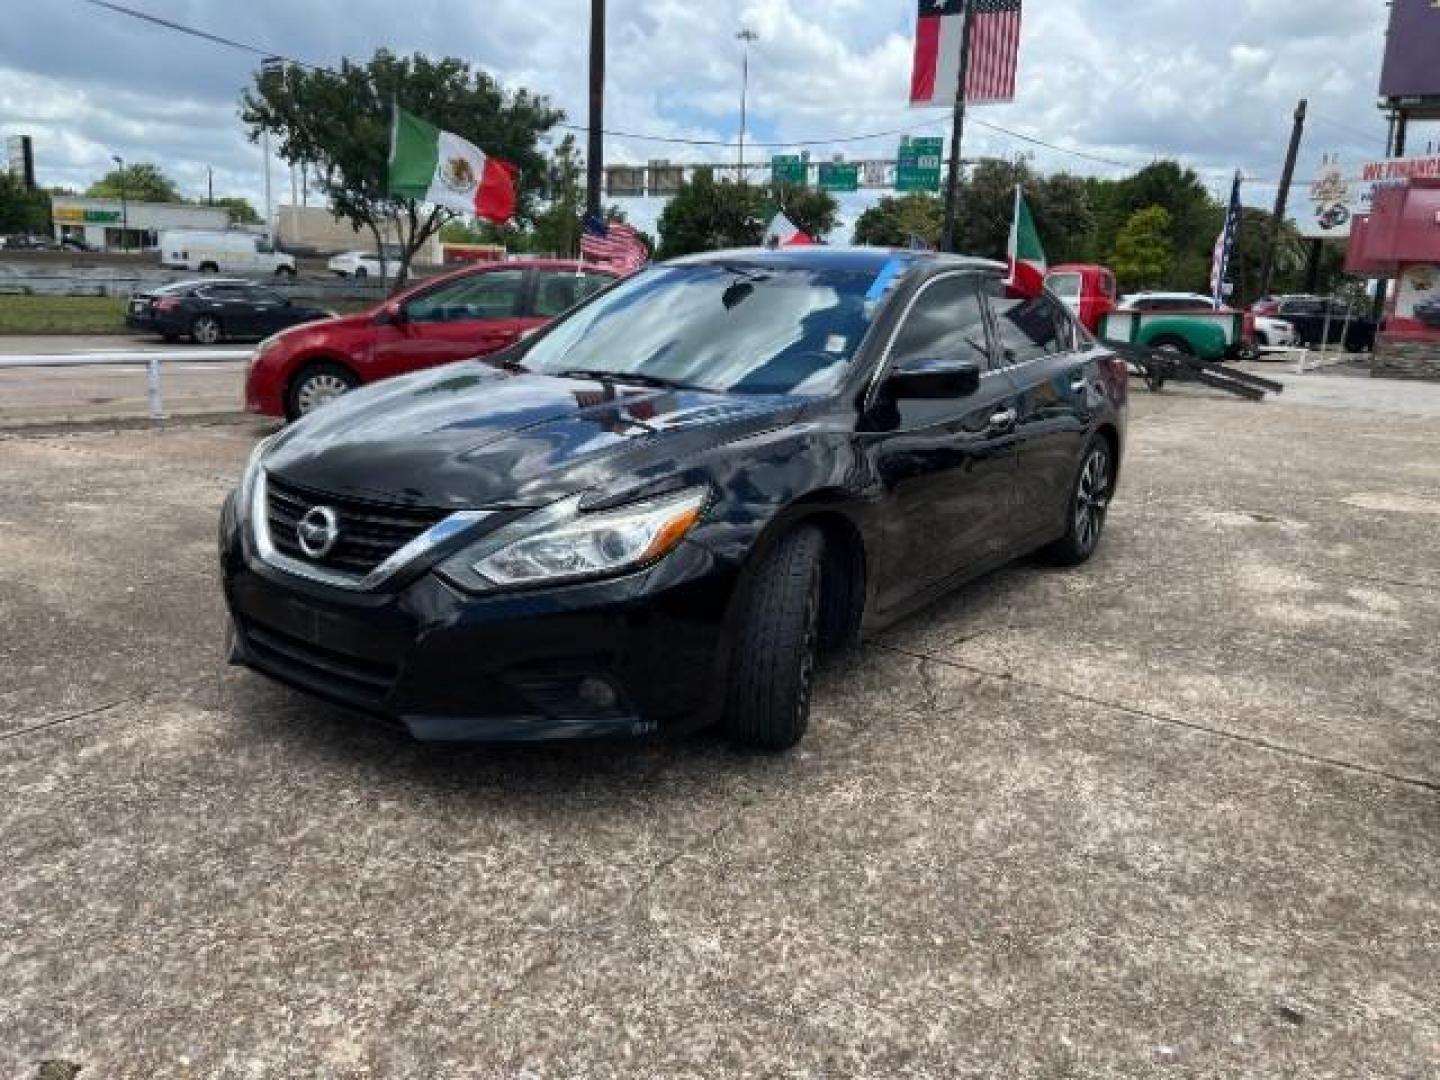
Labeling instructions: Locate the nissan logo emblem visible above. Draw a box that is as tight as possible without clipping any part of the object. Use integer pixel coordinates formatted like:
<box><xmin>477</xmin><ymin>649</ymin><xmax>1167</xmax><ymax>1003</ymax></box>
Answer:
<box><xmin>297</xmin><ymin>506</ymin><xmax>340</xmax><ymax>559</ymax></box>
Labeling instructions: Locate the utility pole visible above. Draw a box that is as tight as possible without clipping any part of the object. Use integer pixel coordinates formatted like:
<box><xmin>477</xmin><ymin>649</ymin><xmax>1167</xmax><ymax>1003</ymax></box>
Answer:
<box><xmin>1259</xmin><ymin>98</ymin><xmax>1306</xmax><ymax>301</ymax></box>
<box><xmin>207</xmin><ymin>166</ymin><xmax>213</xmax><ymax>206</ymax></box>
<box><xmin>111</xmin><ymin>154</ymin><xmax>128</xmax><ymax>253</ymax></box>
<box><xmin>939</xmin><ymin>0</ymin><xmax>973</xmax><ymax>253</ymax></box>
<box><xmin>586</xmin><ymin>0</ymin><xmax>606</xmax><ymax>219</ymax></box>
<box><xmin>737</xmin><ymin>28</ymin><xmax>758</xmax><ymax>184</ymax></box>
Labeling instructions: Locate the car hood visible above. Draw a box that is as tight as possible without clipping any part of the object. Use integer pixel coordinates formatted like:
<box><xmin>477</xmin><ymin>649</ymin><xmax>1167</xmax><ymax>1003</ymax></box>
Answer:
<box><xmin>263</xmin><ymin>361</ymin><xmax>803</xmax><ymax>509</ymax></box>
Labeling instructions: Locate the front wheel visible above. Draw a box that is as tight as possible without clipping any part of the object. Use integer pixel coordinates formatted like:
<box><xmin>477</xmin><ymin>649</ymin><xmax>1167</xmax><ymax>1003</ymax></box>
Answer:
<box><xmin>353</xmin><ymin>266</ymin><xmax>368</xmax><ymax>279</ymax></box>
<box><xmin>190</xmin><ymin>315</ymin><xmax>222</xmax><ymax>345</ymax></box>
<box><xmin>722</xmin><ymin>527</ymin><xmax>825</xmax><ymax>752</ymax></box>
<box><xmin>286</xmin><ymin>361</ymin><xmax>359</xmax><ymax>420</ymax></box>
<box><xmin>275</xmin><ymin>265</ymin><xmax>296</xmax><ymax>279</ymax></box>
<box><xmin>1041</xmin><ymin>437</ymin><xmax>1114</xmax><ymax>566</ymax></box>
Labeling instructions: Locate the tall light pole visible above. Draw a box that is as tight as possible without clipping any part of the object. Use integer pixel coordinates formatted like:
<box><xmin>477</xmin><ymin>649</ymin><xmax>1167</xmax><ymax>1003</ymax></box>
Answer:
<box><xmin>111</xmin><ymin>154</ymin><xmax>128</xmax><ymax>253</ymax></box>
<box><xmin>737</xmin><ymin>28</ymin><xmax>758</xmax><ymax>184</ymax></box>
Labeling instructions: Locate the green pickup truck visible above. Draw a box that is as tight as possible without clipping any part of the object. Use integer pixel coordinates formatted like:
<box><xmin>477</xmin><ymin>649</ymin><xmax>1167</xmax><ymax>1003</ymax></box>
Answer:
<box><xmin>1100</xmin><ymin>292</ymin><xmax>1252</xmax><ymax>362</ymax></box>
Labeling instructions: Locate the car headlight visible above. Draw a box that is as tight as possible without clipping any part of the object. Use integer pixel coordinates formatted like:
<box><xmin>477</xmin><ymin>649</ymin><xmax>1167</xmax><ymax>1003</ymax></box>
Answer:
<box><xmin>437</xmin><ymin>487</ymin><xmax>708</xmax><ymax>593</ymax></box>
<box><xmin>236</xmin><ymin>434</ymin><xmax>276</xmax><ymax>521</ymax></box>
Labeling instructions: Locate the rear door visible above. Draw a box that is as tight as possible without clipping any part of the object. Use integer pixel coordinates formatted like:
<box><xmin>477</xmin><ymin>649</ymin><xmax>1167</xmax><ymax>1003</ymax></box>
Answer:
<box><xmin>376</xmin><ymin>268</ymin><xmax>529</xmax><ymax>373</ymax></box>
<box><xmin>195</xmin><ymin>284</ymin><xmax>257</xmax><ymax>336</ymax></box>
<box><xmin>526</xmin><ymin>270</ymin><xmax>615</xmax><ymax>335</ymax></box>
<box><xmin>245</xmin><ymin>285</ymin><xmax>294</xmax><ymax>335</ymax></box>
<box><xmin>864</xmin><ymin>272</ymin><xmax>1020</xmax><ymax>613</ymax></box>
<box><xmin>985</xmin><ymin>280</ymin><xmax>1092</xmax><ymax>546</ymax></box>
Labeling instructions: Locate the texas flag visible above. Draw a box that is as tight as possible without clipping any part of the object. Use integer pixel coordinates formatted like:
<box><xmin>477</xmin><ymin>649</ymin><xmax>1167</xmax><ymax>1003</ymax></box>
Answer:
<box><xmin>911</xmin><ymin>0</ymin><xmax>1023</xmax><ymax>108</ymax></box>
<box><xmin>763</xmin><ymin>212</ymin><xmax>816</xmax><ymax>248</ymax></box>
<box><xmin>388</xmin><ymin>107</ymin><xmax>519</xmax><ymax>223</ymax></box>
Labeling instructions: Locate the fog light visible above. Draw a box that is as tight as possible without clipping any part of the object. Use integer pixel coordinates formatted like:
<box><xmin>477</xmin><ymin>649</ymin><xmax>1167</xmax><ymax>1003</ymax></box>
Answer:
<box><xmin>577</xmin><ymin>677</ymin><xmax>619</xmax><ymax>710</ymax></box>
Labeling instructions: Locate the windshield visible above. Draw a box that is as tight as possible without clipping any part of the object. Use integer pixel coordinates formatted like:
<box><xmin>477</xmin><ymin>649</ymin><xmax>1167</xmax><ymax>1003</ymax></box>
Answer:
<box><xmin>521</xmin><ymin>263</ymin><xmax>879</xmax><ymax>396</ymax></box>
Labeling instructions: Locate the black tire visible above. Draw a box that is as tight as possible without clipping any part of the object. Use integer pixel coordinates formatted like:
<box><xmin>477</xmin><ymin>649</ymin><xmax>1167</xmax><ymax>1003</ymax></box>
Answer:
<box><xmin>722</xmin><ymin>526</ymin><xmax>825</xmax><ymax>752</ymax></box>
<box><xmin>354</xmin><ymin>266</ymin><xmax>368</xmax><ymax>279</ymax></box>
<box><xmin>1041</xmin><ymin>436</ymin><xmax>1115</xmax><ymax>567</ymax></box>
<box><xmin>275</xmin><ymin>265</ymin><xmax>296</xmax><ymax>279</ymax></box>
<box><xmin>198</xmin><ymin>262</ymin><xmax>219</xmax><ymax>274</ymax></box>
<box><xmin>286</xmin><ymin>361</ymin><xmax>359</xmax><ymax>420</ymax></box>
<box><xmin>161</xmin><ymin>332</ymin><xmax>179</xmax><ymax>343</ymax></box>
<box><xmin>190</xmin><ymin>314</ymin><xmax>223</xmax><ymax>345</ymax></box>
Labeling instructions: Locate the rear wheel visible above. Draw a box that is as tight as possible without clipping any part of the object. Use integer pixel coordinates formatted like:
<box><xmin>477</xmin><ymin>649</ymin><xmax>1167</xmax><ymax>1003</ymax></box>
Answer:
<box><xmin>190</xmin><ymin>314</ymin><xmax>222</xmax><ymax>345</ymax></box>
<box><xmin>722</xmin><ymin>527</ymin><xmax>824</xmax><ymax>752</ymax></box>
<box><xmin>286</xmin><ymin>361</ymin><xmax>359</xmax><ymax>420</ymax></box>
<box><xmin>198</xmin><ymin>261</ymin><xmax>219</xmax><ymax>274</ymax></box>
<box><xmin>354</xmin><ymin>266</ymin><xmax>368</xmax><ymax>279</ymax></box>
<box><xmin>275</xmin><ymin>265</ymin><xmax>296</xmax><ymax>279</ymax></box>
<box><xmin>1041</xmin><ymin>437</ymin><xmax>1114</xmax><ymax>566</ymax></box>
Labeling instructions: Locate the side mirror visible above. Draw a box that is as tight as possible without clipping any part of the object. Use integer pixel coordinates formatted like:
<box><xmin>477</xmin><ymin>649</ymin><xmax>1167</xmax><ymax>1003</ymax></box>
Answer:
<box><xmin>885</xmin><ymin>358</ymin><xmax>982</xmax><ymax>400</ymax></box>
<box><xmin>377</xmin><ymin>300</ymin><xmax>406</xmax><ymax>326</ymax></box>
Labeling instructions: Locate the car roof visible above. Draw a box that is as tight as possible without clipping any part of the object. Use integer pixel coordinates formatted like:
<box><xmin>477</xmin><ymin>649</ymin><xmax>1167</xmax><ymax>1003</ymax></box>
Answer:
<box><xmin>665</xmin><ymin>246</ymin><xmax>1005</xmax><ymax>276</ymax></box>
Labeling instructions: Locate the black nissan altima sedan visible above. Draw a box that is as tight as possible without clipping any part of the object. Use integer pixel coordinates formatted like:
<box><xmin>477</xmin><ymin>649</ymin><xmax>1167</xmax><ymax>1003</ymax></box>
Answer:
<box><xmin>220</xmin><ymin>247</ymin><xmax>1127</xmax><ymax>749</ymax></box>
<box><xmin>128</xmin><ymin>280</ymin><xmax>332</xmax><ymax>344</ymax></box>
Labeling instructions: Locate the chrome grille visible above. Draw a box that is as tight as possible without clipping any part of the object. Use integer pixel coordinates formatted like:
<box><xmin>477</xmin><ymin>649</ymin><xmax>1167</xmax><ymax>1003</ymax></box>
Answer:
<box><xmin>265</xmin><ymin>474</ymin><xmax>448</xmax><ymax>577</ymax></box>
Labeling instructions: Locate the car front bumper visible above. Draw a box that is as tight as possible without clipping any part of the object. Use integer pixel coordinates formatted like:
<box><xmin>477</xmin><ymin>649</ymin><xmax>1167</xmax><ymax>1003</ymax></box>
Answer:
<box><xmin>219</xmin><ymin>493</ymin><xmax>739</xmax><ymax>742</ymax></box>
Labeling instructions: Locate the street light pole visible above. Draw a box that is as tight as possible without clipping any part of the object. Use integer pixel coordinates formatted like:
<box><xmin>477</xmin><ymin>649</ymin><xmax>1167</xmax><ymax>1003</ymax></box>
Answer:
<box><xmin>737</xmin><ymin>29</ymin><xmax>758</xmax><ymax>184</ymax></box>
<box><xmin>586</xmin><ymin>0</ymin><xmax>606</xmax><ymax>219</ymax></box>
<box><xmin>939</xmin><ymin>0</ymin><xmax>973</xmax><ymax>253</ymax></box>
<box><xmin>111</xmin><ymin>154</ymin><xmax>128</xmax><ymax>253</ymax></box>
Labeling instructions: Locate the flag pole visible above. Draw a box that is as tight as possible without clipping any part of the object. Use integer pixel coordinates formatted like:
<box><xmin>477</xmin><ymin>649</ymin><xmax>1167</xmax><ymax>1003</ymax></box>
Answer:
<box><xmin>939</xmin><ymin>0</ymin><xmax>973</xmax><ymax>254</ymax></box>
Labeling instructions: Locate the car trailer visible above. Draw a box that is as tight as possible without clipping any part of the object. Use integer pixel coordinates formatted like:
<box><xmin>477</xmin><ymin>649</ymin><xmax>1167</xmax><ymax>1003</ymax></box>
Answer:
<box><xmin>1105</xmin><ymin>340</ymin><xmax>1285</xmax><ymax>402</ymax></box>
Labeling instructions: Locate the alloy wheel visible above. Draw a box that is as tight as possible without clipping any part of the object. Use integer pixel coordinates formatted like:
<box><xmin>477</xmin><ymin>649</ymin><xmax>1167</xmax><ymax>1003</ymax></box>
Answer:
<box><xmin>192</xmin><ymin>316</ymin><xmax>221</xmax><ymax>345</ymax></box>
<box><xmin>295</xmin><ymin>373</ymin><xmax>352</xmax><ymax>415</ymax></box>
<box><xmin>1074</xmin><ymin>448</ymin><xmax>1111</xmax><ymax>554</ymax></box>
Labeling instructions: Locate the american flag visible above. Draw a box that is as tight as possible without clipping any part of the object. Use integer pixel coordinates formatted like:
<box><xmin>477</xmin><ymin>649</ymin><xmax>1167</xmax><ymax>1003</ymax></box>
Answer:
<box><xmin>580</xmin><ymin>214</ymin><xmax>648</xmax><ymax>274</ymax></box>
<box><xmin>964</xmin><ymin>0</ymin><xmax>1023</xmax><ymax>104</ymax></box>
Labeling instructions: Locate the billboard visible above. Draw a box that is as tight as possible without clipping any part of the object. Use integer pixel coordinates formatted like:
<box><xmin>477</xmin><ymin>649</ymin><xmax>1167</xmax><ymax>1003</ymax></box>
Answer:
<box><xmin>1380</xmin><ymin>0</ymin><xmax>1440</xmax><ymax>100</ymax></box>
<box><xmin>1300</xmin><ymin>154</ymin><xmax>1440</xmax><ymax>239</ymax></box>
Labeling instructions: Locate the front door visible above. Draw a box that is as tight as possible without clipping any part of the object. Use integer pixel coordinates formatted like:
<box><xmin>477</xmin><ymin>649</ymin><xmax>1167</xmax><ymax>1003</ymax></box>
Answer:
<box><xmin>863</xmin><ymin>272</ymin><xmax>1020</xmax><ymax>615</ymax></box>
<box><xmin>374</xmin><ymin>268</ymin><xmax>529</xmax><ymax>376</ymax></box>
<box><xmin>985</xmin><ymin>280</ymin><xmax>1092</xmax><ymax>544</ymax></box>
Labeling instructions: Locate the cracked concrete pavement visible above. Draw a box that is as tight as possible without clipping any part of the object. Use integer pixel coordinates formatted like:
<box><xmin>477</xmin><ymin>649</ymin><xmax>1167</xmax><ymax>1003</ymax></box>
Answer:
<box><xmin>1</xmin><ymin>377</ymin><xmax>1438</xmax><ymax>1077</ymax></box>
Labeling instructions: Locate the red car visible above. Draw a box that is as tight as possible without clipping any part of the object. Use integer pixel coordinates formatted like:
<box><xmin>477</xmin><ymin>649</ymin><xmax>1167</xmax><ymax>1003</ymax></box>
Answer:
<box><xmin>245</xmin><ymin>259</ymin><xmax>618</xmax><ymax>419</ymax></box>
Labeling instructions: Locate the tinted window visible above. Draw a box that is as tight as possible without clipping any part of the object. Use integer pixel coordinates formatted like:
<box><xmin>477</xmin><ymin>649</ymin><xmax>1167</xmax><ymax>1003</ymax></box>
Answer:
<box><xmin>987</xmin><ymin>284</ymin><xmax>1073</xmax><ymax>365</ymax></box>
<box><xmin>533</xmin><ymin>272</ymin><xmax>612</xmax><ymax>318</ymax></box>
<box><xmin>889</xmin><ymin>274</ymin><xmax>992</xmax><ymax>371</ymax></box>
<box><xmin>522</xmin><ymin>263</ymin><xmax>877</xmax><ymax>396</ymax></box>
<box><xmin>407</xmin><ymin>270</ymin><xmax>525</xmax><ymax>323</ymax></box>
<box><xmin>201</xmin><ymin>285</ymin><xmax>247</xmax><ymax>300</ymax></box>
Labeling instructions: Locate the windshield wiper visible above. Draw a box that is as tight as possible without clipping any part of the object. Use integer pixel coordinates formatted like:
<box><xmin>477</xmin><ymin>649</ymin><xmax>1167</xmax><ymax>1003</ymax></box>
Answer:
<box><xmin>555</xmin><ymin>368</ymin><xmax>704</xmax><ymax>392</ymax></box>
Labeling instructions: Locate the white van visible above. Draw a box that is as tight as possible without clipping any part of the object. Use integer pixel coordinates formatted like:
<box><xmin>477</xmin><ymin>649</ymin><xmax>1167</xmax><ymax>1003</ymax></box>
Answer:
<box><xmin>159</xmin><ymin>230</ymin><xmax>296</xmax><ymax>277</ymax></box>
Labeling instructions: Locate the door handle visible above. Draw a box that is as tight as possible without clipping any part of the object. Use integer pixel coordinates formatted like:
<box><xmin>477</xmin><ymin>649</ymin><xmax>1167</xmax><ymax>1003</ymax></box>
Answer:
<box><xmin>988</xmin><ymin>407</ymin><xmax>1018</xmax><ymax>432</ymax></box>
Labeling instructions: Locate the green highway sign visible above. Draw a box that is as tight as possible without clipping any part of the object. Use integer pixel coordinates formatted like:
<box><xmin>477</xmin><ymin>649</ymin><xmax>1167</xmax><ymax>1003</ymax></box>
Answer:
<box><xmin>896</xmin><ymin>137</ymin><xmax>944</xmax><ymax>193</ymax></box>
<box><xmin>818</xmin><ymin>162</ymin><xmax>859</xmax><ymax>193</ymax></box>
<box><xmin>771</xmin><ymin>154</ymin><xmax>808</xmax><ymax>187</ymax></box>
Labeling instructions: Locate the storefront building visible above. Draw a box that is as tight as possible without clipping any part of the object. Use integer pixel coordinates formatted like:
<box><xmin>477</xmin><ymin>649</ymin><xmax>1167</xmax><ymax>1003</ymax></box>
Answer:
<box><xmin>1347</xmin><ymin>178</ymin><xmax>1440</xmax><ymax>380</ymax></box>
<box><xmin>51</xmin><ymin>196</ymin><xmax>232</xmax><ymax>251</ymax></box>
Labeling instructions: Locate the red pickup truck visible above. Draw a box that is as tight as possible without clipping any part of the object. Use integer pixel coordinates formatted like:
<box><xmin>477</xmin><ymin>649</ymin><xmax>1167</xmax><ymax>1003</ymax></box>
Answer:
<box><xmin>245</xmin><ymin>259</ymin><xmax>618</xmax><ymax>420</ymax></box>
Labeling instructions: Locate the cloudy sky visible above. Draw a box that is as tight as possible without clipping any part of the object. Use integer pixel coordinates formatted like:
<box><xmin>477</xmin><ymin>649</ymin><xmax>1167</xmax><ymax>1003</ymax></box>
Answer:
<box><xmin>1</xmin><ymin>0</ymin><xmax>1431</xmax><ymax>238</ymax></box>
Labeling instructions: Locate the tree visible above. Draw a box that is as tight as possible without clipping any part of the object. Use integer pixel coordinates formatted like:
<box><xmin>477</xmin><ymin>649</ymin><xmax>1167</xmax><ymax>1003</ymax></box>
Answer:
<box><xmin>853</xmin><ymin>192</ymin><xmax>944</xmax><ymax>248</ymax></box>
<box><xmin>241</xmin><ymin>49</ymin><xmax>562</xmax><ymax>287</ymax></box>
<box><xmin>212</xmin><ymin>196</ymin><xmax>261</xmax><ymax>225</ymax></box>
<box><xmin>0</xmin><ymin>172</ymin><xmax>50</xmax><ymax>234</ymax></box>
<box><xmin>656</xmin><ymin>168</ymin><xmax>768</xmax><ymax>258</ymax></box>
<box><xmin>531</xmin><ymin>134</ymin><xmax>584</xmax><ymax>257</ymax></box>
<box><xmin>769</xmin><ymin>183</ymin><xmax>839</xmax><ymax>241</ymax></box>
<box><xmin>86</xmin><ymin>163</ymin><xmax>181</xmax><ymax>204</ymax></box>
<box><xmin>1111</xmin><ymin>206</ymin><xmax>1174</xmax><ymax>289</ymax></box>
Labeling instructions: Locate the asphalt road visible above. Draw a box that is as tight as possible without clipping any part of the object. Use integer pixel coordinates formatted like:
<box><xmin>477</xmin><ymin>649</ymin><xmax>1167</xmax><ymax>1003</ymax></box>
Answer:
<box><xmin>1</xmin><ymin>376</ymin><xmax>1437</xmax><ymax>1076</ymax></box>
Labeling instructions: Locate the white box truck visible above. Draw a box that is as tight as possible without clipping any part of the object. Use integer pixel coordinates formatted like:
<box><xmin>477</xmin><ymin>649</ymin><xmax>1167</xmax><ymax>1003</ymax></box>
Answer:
<box><xmin>159</xmin><ymin>230</ymin><xmax>296</xmax><ymax>277</ymax></box>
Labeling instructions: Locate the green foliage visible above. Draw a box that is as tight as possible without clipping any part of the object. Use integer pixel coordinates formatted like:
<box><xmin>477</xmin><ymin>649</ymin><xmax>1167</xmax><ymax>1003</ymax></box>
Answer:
<box><xmin>656</xmin><ymin>169</ymin><xmax>769</xmax><ymax>258</ymax></box>
<box><xmin>0</xmin><ymin>172</ymin><xmax>51</xmax><ymax>234</ymax></box>
<box><xmin>86</xmin><ymin>163</ymin><xmax>181</xmax><ymax>204</ymax></box>
<box><xmin>211</xmin><ymin>196</ymin><xmax>261</xmax><ymax>224</ymax></box>
<box><xmin>853</xmin><ymin>192</ymin><xmax>944</xmax><ymax>248</ymax></box>
<box><xmin>1111</xmin><ymin>206</ymin><xmax>1174</xmax><ymax>289</ymax></box>
<box><xmin>240</xmin><ymin>48</ymin><xmax>561</xmax><ymax>287</ymax></box>
<box><xmin>531</xmin><ymin>134</ymin><xmax>584</xmax><ymax>258</ymax></box>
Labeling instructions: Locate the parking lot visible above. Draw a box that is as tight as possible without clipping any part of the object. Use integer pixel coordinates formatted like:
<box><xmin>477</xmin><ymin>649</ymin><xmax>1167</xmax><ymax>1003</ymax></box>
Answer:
<box><xmin>2</xmin><ymin>378</ymin><xmax>1438</xmax><ymax>1076</ymax></box>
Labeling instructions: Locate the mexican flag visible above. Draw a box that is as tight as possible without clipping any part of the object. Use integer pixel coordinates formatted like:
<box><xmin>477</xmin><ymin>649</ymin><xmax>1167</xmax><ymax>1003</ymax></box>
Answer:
<box><xmin>388</xmin><ymin>107</ymin><xmax>518</xmax><ymax>223</ymax></box>
<box><xmin>1007</xmin><ymin>186</ymin><xmax>1047</xmax><ymax>296</ymax></box>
